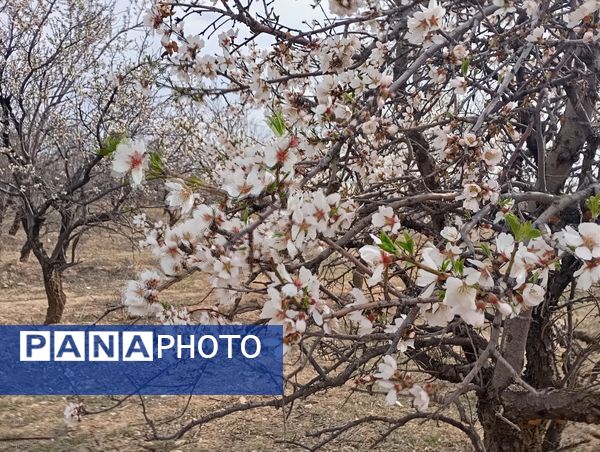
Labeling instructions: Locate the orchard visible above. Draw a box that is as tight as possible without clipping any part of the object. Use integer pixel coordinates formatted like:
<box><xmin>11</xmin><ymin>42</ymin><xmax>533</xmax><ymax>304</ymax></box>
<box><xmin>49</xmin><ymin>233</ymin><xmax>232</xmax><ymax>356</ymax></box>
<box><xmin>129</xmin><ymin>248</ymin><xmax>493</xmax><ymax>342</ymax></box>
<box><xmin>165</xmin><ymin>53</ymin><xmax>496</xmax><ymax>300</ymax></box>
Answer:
<box><xmin>3</xmin><ymin>0</ymin><xmax>600</xmax><ymax>451</ymax></box>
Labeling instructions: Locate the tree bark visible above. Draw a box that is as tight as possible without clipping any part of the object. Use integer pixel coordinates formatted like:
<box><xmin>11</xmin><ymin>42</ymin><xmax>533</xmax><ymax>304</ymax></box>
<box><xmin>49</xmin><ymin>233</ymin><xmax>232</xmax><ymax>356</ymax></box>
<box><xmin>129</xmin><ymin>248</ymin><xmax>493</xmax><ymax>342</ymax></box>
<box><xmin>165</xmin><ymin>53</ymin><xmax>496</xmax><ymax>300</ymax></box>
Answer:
<box><xmin>502</xmin><ymin>388</ymin><xmax>600</xmax><ymax>424</ymax></box>
<box><xmin>42</xmin><ymin>264</ymin><xmax>66</xmax><ymax>324</ymax></box>
<box><xmin>8</xmin><ymin>208</ymin><xmax>22</xmax><ymax>236</ymax></box>
<box><xmin>18</xmin><ymin>214</ymin><xmax>33</xmax><ymax>261</ymax></box>
<box><xmin>479</xmin><ymin>397</ymin><xmax>545</xmax><ymax>452</ymax></box>
<box><xmin>19</xmin><ymin>240</ymin><xmax>31</xmax><ymax>262</ymax></box>
<box><xmin>478</xmin><ymin>385</ymin><xmax>600</xmax><ymax>451</ymax></box>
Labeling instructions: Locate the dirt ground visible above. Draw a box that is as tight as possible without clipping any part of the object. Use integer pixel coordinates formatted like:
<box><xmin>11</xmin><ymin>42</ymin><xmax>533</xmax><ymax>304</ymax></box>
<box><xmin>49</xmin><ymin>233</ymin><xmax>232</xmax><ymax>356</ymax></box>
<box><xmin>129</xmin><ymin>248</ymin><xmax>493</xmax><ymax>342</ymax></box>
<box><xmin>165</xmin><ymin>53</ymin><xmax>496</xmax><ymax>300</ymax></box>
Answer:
<box><xmin>0</xmin><ymin>227</ymin><xmax>598</xmax><ymax>451</ymax></box>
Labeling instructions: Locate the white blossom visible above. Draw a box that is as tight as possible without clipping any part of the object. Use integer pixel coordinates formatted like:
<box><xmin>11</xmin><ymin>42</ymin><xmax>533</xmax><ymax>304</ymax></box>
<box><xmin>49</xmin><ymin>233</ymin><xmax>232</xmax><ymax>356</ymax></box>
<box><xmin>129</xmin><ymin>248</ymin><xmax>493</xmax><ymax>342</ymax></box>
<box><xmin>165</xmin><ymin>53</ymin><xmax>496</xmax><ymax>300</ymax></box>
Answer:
<box><xmin>165</xmin><ymin>180</ymin><xmax>195</xmax><ymax>214</ymax></box>
<box><xmin>112</xmin><ymin>139</ymin><xmax>148</xmax><ymax>186</ymax></box>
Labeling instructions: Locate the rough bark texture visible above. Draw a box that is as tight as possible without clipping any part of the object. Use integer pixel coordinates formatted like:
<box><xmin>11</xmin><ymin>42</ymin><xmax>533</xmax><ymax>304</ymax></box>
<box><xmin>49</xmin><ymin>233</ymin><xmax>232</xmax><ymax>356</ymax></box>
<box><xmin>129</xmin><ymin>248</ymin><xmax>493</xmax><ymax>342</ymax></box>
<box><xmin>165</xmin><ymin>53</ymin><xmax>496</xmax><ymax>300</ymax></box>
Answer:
<box><xmin>0</xmin><ymin>196</ymin><xmax>6</xmax><ymax>230</ymax></box>
<box><xmin>502</xmin><ymin>388</ymin><xmax>600</xmax><ymax>424</ymax></box>
<box><xmin>42</xmin><ymin>264</ymin><xmax>66</xmax><ymax>325</ymax></box>
<box><xmin>478</xmin><ymin>397</ymin><xmax>544</xmax><ymax>452</ymax></box>
<box><xmin>479</xmin><ymin>386</ymin><xmax>600</xmax><ymax>452</ymax></box>
<box><xmin>491</xmin><ymin>309</ymin><xmax>533</xmax><ymax>394</ymax></box>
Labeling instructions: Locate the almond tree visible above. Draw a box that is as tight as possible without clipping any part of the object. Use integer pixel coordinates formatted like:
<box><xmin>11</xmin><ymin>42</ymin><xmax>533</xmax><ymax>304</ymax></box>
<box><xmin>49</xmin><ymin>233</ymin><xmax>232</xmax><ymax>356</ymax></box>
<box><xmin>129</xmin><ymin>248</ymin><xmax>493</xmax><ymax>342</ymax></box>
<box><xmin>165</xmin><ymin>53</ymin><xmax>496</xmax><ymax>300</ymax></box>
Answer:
<box><xmin>97</xmin><ymin>1</ymin><xmax>600</xmax><ymax>450</ymax></box>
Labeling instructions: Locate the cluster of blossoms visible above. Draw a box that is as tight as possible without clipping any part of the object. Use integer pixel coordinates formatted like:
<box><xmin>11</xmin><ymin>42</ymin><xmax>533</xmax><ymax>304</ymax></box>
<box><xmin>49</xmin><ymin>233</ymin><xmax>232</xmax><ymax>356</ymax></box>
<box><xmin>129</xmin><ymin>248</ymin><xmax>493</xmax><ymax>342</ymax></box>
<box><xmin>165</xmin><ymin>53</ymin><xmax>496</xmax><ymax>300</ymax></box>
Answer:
<box><xmin>328</xmin><ymin>0</ymin><xmax>368</xmax><ymax>17</ymax></box>
<box><xmin>157</xmin><ymin>306</ymin><xmax>191</xmax><ymax>325</ymax></box>
<box><xmin>119</xmin><ymin>130</ymin><xmax>356</xmax><ymax>314</ymax></box>
<box><xmin>428</xmin><ymin>129</ymin><xmax>507</xmax><ymax>212</ymax></box>
<box><xmin>358</xmin><ymin>215</ymin><xmax>560</xmax><ymax>328</ymax></box>
<box><xmin>406</xmin><ymin>0</ymin><xmax>446</xmax><ymax>47</ymax></box>
<box><xmin>568</xmin><ymin>0</ymin><xmax>600</xmax><ymax>28</ymax></box>
<box><xmin>556</xmin><ymin>223</ymin><xmax>600</xmax><ymax>289</ymax></box>
<box><xmin>319</xmin><ymin>35</ymin><xmax>362</xmax><ymax>74</ymax></box>
<box><xmin>457</xmin><ymin>179</ymin><xmax>500</xmax><ymax>213</ymax></box>
<box><xmin>361</xmin><ymin>152</ymin><xmax>406</xmax><ymax>184</ymax></box>
<box><xmin>269</xmin><ymin>189</ymin><xmax>357</xmax><ymax>259</ymax></box>
<box><xmin>373</xmin><ymin>355</ymin><xmax>431</xmax><ymax>410</ymax></box>
<box><xmin>421</xmin><ymin>231</ymin><xmax>552</xmax><ymax>327</ymax></box>
<box><xmin>220</xmin><ymin>134</ymin><xmax>298</xmax><ymax>198</ymax></box>
<box><xmin>355</xmin><ymin>212</ymin><xmax>600</xmax><ymax>333</ymax></box>
<box><xmin>122</xmin><ymin>270</ymin><xmax>163</xmax><ymax>317</ymax></box>
<box><xmin>260</xmin><ymin>265</ymin><xmax>336</xmax><ymax>350</ymax></box>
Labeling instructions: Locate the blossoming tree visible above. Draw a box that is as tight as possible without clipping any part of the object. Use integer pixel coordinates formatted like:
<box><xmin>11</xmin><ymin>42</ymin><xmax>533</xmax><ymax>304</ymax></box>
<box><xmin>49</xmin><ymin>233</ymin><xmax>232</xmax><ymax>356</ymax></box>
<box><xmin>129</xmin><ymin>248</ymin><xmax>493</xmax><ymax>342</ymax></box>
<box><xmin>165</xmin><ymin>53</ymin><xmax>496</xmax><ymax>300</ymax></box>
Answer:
<box><xmin>106</xmin><ymin>0</ymin><xmax>600</xmax><ymax>450</ymax></box>
<box><xmin>0</xmin><ymin>0</ymin><xmax>165</xmax><ymax>323</ymax></box>
<box><xmin>0</xmin><ymin>0</ymin><xmax>231</xmax><ymax>323</ymax></box>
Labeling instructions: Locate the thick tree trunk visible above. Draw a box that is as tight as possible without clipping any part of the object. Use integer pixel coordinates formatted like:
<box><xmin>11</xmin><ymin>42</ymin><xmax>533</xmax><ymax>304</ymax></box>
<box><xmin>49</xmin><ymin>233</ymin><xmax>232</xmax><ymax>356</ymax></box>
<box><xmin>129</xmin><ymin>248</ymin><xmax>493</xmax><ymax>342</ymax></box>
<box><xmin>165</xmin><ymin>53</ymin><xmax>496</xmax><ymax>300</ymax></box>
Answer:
<box><xmin>0</xmin><ymin>197</ymin><xmax>6</xmax><ymax>256</ymax></box>
<box><xmin>42</xmin><ymin>264</ymin><xmax>66</xmax><ymax>324</ymax></box>
<box><xmin>478</xmin><ymin>385</ymin><xmax>600</xmax><ymax>451</ymax></box>
<box><xmin>479</xmin><ymin>397</ymin><xmax>545</xmax><ymax>452</ymax></box>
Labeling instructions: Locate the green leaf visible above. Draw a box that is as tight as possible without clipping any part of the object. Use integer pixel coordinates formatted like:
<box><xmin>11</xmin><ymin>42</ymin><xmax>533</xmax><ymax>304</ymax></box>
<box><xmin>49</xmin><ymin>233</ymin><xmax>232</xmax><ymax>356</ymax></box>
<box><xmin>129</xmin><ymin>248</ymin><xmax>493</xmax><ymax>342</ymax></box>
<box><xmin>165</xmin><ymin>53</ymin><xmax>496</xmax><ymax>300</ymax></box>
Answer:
<box><xmin>520</xmin><ymin>221</ymin><xmax>542</xmax><ymax>241</ymax></box>
<box><xmin>266</xmin><ymin>181</ymin><xmax>278</xmax><ymax>194</ymax></box>
<box><xmin>504</xmin><ymin>213</ymin><xmax>521</xmax><ymax>240</ymax></box>
<box><xmin>187</xmin><ymin>175</ymin><xmax>205</xmax><ymax>187</ymax></box>
<box><xmin>267</xmin><ymin>112</ymin><xmax>287</xmax><ymax>137</ymax></box>
<box><xmin>149</xmin><ymin>152</ymin><xmax>164</xmax><ymax>175</ymax></box>
<box><xmin>395</xmin><ymin>231</ymin><xmax>415</xmax><ymax>255</ymax></box>
<box><xmin>452</xmin><ymin>259</ymin><xmax>464</xmax><ymax>276</ymax></box>
<box><xmin>460</xmin><ymin>58</ymin><xmax>470</xmax><ymax>77</ymax></box>
<box><xmin>504</xmin><ymin>213</ymin><xmax>541</xmax><ymax>242</ymax></box>
<box><xmin>278</xmin><ymin>189</ymin><xmax>288</xmax><ymax>205</ymax></box>
<box><xmin>378</xmin><ymin>231</ymin><xmax>397</xmax><ymax>254</ymax></box>
<box><xmin>97</xmin><ymin>133</ymin><xmax>125</xmax><ymax>157</ymax></box>
<box><xmin>241</xmin><ymin>207</ymin><xmax>250</xmax><ymax>224</ymax></box>
<box><xmin>441</xmin><ymin>259</ymin><xmax>451</xmax><ymax>273</ymax></box>
<box><xmin>529</xmin><ymin>271</ymin><xmax>540</xmax><ymax>284</ymax></box>
<box><xmin>586</xmin><ymin>194</ymin><xmax>600</xmax><ymax>220</ymax></box>
<box><xmin>480</xmin><ymin>242</ymin><xmax>492</xmax><ymax>259</ymax></box>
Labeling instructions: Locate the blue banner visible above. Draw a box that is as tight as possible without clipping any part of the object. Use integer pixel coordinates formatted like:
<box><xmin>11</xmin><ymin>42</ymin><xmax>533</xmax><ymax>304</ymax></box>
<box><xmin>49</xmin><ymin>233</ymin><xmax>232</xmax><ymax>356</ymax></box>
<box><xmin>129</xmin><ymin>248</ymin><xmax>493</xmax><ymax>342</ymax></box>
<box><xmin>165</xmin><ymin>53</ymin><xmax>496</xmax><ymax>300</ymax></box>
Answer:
<box><xmin>0</xmin><ymin>325</ymin><xmax>283</xmax><ymax>395</ymax></box>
